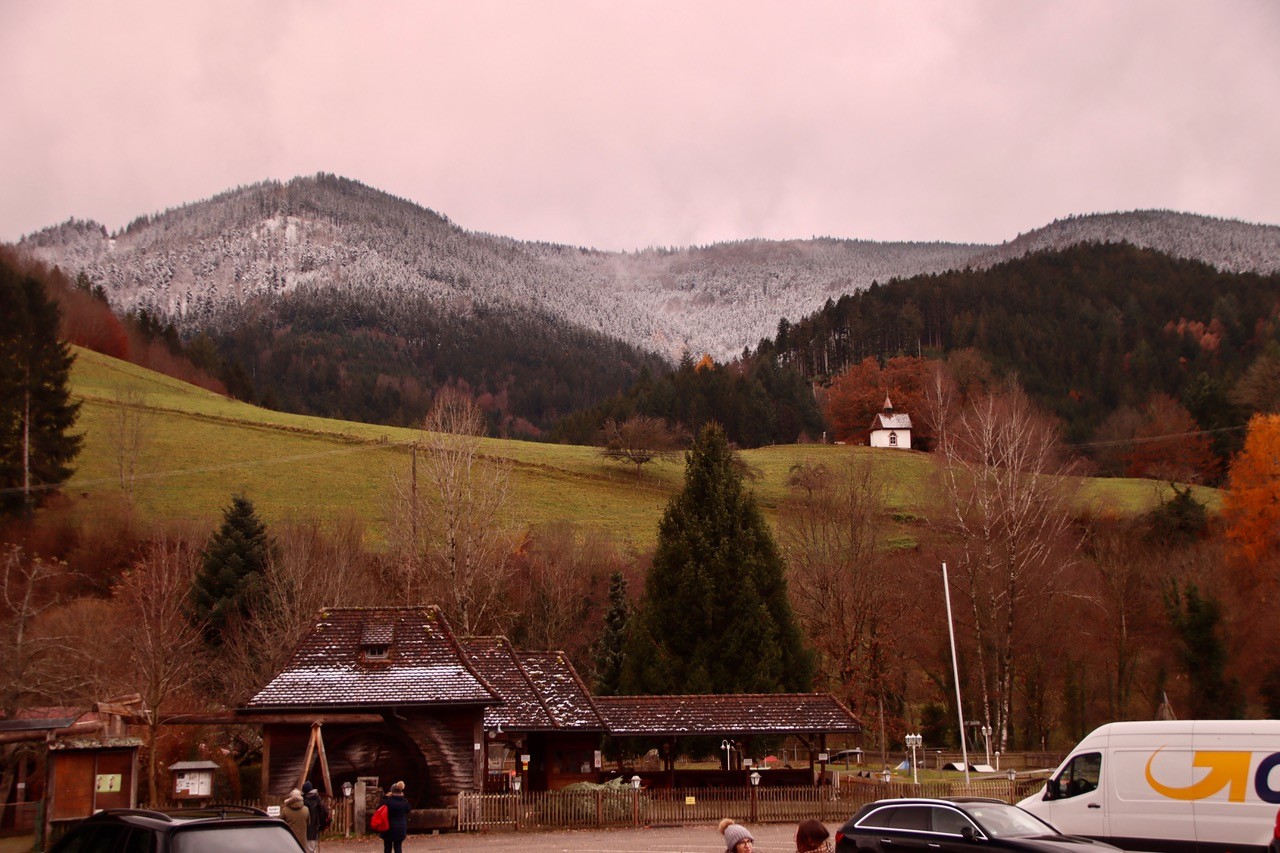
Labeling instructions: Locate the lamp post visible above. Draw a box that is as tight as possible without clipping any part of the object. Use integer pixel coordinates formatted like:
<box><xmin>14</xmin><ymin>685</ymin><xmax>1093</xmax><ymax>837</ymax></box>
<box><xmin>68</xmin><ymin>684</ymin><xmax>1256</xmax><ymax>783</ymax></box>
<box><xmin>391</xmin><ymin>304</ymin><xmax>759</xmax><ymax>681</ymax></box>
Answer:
<box><xmin>631</xmin><ymin>775</ymin><xmax>641</xmax><ymax>826</ymax></box>
<box><xmin>749</xmin><ymin>771</ymin><xmax>761</xmax><ymax>822</ymax></box>
<box><xmin>721</xmin><ymin>739</ymin><xmax>733</xmax><ymax>771</ymax></box>
<box><xmin>341</xmin><ymin>782</ymin><xmax>353</xmax><ymax>838</ymax></box>
<box><xmin>904</xmin><ymin>734</ymin><xmax>922</xmax><ymax>785</ymax></box>
<box><xmin>981</xmin><ymin>725</ymin><xmax>992</xmax><ymax>767</ymax></box>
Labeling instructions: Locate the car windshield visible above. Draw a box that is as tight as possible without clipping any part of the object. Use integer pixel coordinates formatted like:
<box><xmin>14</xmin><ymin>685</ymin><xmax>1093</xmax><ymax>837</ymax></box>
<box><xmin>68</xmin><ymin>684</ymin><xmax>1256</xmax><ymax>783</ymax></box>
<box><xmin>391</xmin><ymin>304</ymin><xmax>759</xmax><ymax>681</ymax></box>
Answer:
<box><xmin>964</xmin><ymin>803</ymin><xmax>1057</xmax><ymax>838</ymax></box>
<box><xmin>172</xmin><ymin>825</ymin><xmax>302</xmax><ymax>853</ymax></box>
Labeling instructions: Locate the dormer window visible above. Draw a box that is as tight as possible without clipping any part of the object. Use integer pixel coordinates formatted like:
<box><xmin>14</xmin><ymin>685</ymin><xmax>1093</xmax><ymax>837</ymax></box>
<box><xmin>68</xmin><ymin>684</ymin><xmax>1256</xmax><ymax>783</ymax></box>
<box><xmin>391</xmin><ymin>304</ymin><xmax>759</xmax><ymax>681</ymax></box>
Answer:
<box><xmin>361</xmin><ymin>622</ymin><xmax>394</xmax><ymax>662</ymax></box>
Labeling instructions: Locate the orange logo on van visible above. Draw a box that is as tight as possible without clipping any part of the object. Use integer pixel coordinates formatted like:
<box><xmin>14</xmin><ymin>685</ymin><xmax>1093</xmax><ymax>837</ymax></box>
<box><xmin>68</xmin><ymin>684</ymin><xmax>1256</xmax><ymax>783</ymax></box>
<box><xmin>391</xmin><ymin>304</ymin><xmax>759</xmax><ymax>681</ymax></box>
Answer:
<box><xmin>1144</xmin><ymin>749</ymin><xmax>1251</xmax><ymax>802</ymax></box>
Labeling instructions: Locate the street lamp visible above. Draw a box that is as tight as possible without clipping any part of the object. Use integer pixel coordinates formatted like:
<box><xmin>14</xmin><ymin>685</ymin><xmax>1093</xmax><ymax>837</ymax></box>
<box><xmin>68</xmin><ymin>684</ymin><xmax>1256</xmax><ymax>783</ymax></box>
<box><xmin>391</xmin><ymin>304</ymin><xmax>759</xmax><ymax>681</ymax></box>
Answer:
<box><xmin>721</xmin><ymin>739</ymin><xmax>733</xmax><ymax>771</ymax></box>
<box><xmin>980</xmin><ymin>725</ymin><xmax>992</xmax><ymax>767</ymax></box>
<box><xmin>904</xmin><ymin>734</ymin><xmax>922</xmax><ymax>785</ymax></box>
<box><xmin>631</xmin><ymin>775</ymin><xmax>642</xmax><ymax>826</ymax></box>
<box><xmin>749</xmin><ymin>772</ymin><xmax>761</xmax><ymax>822</ymax></box>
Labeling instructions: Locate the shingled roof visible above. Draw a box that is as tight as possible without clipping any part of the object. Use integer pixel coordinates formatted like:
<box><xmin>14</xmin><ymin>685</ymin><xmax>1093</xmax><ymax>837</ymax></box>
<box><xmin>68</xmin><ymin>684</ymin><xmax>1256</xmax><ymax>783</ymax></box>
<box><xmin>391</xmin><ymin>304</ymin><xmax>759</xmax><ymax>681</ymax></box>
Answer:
<box><xmin>594</xmin><ymin>693</ymin><xmax>861</xmax><ymax>736</ymax></box>
<box><xmin>246</xmin><ymin>607</ymin><xmax>498</xmax><ymax>710</ymax></box>
<box><xmin>463</xmin><ymin>637</ymin><xmax>556</xmax><ymax>731</ymax></box>
<box><xmin>516</xmin><ymin>651</ymin><xmax>607</xmax><ymax>731</ymax></box>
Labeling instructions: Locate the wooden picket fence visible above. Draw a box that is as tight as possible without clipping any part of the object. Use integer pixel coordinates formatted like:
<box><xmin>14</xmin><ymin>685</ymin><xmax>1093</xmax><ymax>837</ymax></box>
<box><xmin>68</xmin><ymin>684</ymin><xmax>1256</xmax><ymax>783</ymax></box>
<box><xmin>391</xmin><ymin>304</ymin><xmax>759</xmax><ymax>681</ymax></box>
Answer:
<box><xmin>457</xmin><ymin>779</ymin><xmax>1044</xmax><ymax>832</ymax></box>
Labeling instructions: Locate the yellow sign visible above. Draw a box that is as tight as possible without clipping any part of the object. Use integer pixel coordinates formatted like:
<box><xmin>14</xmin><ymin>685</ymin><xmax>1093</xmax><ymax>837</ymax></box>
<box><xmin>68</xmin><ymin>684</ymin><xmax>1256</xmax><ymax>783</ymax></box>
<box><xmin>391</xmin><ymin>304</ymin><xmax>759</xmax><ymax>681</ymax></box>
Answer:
<box><xmin>685</xmin><ymin>796</ymin><xmax>696</xmax><ymax>805</ymax></box>
<box><xmin>96</xmin><ymin>774</ymin><xmax>122</xmax><ymax>793</ymax></box>
<box><xmin>1145</xmin><ymin>749</ymin><xmax>1251</xmax><ymax>802</ymax></box>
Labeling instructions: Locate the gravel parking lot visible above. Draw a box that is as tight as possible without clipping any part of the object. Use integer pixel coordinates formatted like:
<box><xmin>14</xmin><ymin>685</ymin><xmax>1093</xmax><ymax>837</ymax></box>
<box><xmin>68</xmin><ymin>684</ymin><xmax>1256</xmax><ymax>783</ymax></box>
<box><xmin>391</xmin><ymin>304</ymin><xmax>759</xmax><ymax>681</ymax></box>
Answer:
<box><xmin>319</xmin><ymin>821</ymin><xmax>839</xmax><ymax>853</ymax></box>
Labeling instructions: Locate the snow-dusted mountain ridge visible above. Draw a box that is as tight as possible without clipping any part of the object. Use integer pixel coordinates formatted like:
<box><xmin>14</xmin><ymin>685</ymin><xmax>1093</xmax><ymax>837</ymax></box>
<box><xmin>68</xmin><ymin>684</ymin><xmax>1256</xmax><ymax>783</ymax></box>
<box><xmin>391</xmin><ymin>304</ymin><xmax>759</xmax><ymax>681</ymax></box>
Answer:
<box><xmin>17</xmin><ymin>174</ymin><xmax>1280</xmax><ymax>361</ymax></box>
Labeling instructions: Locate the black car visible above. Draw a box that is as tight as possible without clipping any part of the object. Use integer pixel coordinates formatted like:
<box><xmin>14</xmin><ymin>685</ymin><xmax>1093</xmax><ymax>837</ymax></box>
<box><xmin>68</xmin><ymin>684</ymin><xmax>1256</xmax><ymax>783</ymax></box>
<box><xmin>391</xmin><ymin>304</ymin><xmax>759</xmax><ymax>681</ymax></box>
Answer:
<box><xmin>48</xmin><ymin>805</ymin><xmax>304</xmax><ymax>853</ymax></box>
<box><xmin>835</xmin><ymin>797</ymin><xmax>1123</xmax><ymax>853</ymax></box>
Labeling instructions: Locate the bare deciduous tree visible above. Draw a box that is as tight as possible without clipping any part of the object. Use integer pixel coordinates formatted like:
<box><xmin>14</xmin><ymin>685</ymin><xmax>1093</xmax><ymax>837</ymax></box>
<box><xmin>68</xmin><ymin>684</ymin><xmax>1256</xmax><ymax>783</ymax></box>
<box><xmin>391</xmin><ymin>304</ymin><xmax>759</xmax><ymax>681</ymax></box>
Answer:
<box><xmin>112</xmin><ymin>535</ymin><xmax>207</xmax><ymax>802</ymax></box>
<box><xmin>928</xmin><ymin>383</ymin><xmax>1082</xmax><ymax>752</ymax></box>
<box><xmin>0</xmin><ymin>546</ymin><xmax>88</xmax><ymax>826</ymax></box>
<box><xmin>778</xmin><ymin>455</ymin><xmax>904</xmax><ymax>752</ymax></box>
<box><xmin>388</xmin><ymin>388</ymin><xmax>516</xmax><ymax>636</ymax></box>
<box><xmin>107</xmin><ymin>388</ymin><xmax>152</xmax><ymax>507</ymax></box>
<box><xmin>220</xmin><ymin>514</ymin><xmax>371</xmax><ymax>704</ymax></box>
<box><xmin>598</xmin><ymin>415</ymin><xmax>686</xmax><ymax>478</ymax></box>
<box><xmin>510</xmin><ymin>522</ymin><xmax>623</xmax><ymax>658</ymax></box>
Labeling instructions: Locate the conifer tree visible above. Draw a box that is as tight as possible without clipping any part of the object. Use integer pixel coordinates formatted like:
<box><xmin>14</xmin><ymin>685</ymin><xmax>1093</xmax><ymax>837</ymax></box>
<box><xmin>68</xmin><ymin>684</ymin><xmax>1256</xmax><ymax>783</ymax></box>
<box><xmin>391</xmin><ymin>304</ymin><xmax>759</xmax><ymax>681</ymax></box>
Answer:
<box><xmin>594</xmin><ymin>571</ymin><xmax>629</xmax><ymax>696</ymax></box>
<box><xmin>1165</xmin><ymin>581</ymin><xmax>1243</xmax><ymax>718</ymax></box>
<box><xmin>188</xmin><ymin>494</ymin><xmax>271</xmax><ymax>647</ymax></box>
<box><xmin>622</xmin><ymin>423</ymin><xmax>812</xmax><ymax>694</ymax></box>
<box><xmin>0</xmin><ymin>259</ymin><xmax>82</xmax><ymax>515</ymax></box>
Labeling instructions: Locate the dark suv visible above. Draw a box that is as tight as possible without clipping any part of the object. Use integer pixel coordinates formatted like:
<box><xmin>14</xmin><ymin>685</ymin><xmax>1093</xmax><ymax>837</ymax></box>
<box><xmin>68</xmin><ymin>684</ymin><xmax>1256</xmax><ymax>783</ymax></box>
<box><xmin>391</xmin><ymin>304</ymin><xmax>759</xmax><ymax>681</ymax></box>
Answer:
<box><xmin>48</xmin><ymin>806</ymin><xmax>303</xmax><ymax>853</ymax></box>
<box><xmin>835</xmin><ymin>797</ymin><xmax>1122</xmax><ymax>853</ymax></box>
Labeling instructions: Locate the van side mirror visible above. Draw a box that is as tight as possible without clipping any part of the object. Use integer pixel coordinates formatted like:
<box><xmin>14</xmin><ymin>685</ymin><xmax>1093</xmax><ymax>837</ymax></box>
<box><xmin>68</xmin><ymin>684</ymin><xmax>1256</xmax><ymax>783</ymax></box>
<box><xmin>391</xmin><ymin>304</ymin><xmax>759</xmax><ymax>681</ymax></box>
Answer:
<box><xmin>1045</xmin><ymin>779</ymin><xmax>1061</xmax><ymax>800</ymax></box>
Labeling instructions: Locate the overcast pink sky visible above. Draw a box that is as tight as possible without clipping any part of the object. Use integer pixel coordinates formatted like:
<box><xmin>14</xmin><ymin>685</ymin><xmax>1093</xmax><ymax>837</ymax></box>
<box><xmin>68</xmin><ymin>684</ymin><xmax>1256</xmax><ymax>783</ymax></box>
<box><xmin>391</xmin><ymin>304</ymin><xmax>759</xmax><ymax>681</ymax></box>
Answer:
<box><xmin>2</xmin><ymin>1</ymin><xmax>1278</xmax><ymax>251</ymax></box>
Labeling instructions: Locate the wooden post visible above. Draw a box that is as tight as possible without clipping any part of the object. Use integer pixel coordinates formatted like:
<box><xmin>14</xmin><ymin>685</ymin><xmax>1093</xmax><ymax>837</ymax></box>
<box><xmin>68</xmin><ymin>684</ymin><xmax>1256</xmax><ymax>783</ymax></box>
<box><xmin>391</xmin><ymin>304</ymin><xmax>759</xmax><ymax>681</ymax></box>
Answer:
<box><xmin>298</xmin><ymin>725</ymin><xmax>317</xmax><ymax>790</ymax></box>
<box><xmin>261</xmin><ymin>728</ymin><xmax>272</xmax><ymax>800</ymax></box>
<box><xmin>313</xmin><ymin>723</ymin><xmax>333</xmax><ymax>797</ymax></box>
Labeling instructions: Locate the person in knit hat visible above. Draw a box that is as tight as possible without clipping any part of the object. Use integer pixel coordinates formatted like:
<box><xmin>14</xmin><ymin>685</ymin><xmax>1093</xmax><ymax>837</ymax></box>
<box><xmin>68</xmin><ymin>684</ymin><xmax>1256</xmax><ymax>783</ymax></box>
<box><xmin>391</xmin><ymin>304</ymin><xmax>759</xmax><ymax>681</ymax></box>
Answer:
<box><xmin>796</xmin><ymin>819</ymin><xmax>833</xmax><ymax>853</ymax></box>
<box><xmin>282</xmin><ymin>788</ymin><xmax>309</xmax><ymax>849</ymax></box>
<box><xmin>719</xmin><ymin>818</ymin><xmax>755</xmax><ymax>853</ymax></box>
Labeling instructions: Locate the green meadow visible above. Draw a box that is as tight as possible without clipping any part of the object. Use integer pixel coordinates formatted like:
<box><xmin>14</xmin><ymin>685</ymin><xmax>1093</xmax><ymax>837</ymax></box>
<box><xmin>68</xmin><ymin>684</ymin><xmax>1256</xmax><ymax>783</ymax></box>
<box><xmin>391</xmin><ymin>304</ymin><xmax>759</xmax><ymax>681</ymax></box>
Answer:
<box><xmin>65</xmin><ymin>348</ymin><xmax>1219</xmax><ymax>548</ymax></box>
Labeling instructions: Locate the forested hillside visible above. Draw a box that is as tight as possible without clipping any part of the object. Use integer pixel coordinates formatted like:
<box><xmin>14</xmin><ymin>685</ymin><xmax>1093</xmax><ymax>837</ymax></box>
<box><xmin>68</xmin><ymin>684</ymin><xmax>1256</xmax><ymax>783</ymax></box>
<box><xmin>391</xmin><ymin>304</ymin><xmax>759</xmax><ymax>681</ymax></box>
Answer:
<box><xmin>764</xmin><ymin>243</ymin><xmax>1280</xmax><ymax>451</ymax></box>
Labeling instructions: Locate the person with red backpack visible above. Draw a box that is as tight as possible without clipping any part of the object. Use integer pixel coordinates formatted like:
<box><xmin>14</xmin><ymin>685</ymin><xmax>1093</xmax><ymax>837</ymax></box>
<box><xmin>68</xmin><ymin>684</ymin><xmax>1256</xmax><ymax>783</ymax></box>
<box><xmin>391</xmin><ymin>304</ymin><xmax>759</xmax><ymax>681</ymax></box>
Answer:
<box><xmin>376</xmin><ymin>780</ymin><xmax>410</xmax><ymax>853</ymax></box>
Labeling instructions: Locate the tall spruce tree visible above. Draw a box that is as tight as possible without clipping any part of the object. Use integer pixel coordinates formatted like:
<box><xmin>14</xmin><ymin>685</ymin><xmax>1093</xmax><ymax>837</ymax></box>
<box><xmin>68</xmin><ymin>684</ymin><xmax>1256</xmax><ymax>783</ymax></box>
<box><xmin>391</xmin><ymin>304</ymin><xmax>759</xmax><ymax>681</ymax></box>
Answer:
<box><xmin>189</xmin><ymin>494</ymin><xmax>271</xmax><ymax>647</ymax></box>
<box><xmin>594</xmin><ymin>571</ymin><xmax>630</xmax><ymax>696</ymax></box>
<box><xmin>0</xmin><ymin>259</ymin><xmax>82</xmax><ymax>515</ymax></box>
<box><xmin>622</xmin><ymin>423</ymin><xmax>812</xmax><ymax>694</ymax></box>
<box><xmin>1165</xmin><ymin>581</ymin><xmax>1243</xmax><ymax>718</ymax></box>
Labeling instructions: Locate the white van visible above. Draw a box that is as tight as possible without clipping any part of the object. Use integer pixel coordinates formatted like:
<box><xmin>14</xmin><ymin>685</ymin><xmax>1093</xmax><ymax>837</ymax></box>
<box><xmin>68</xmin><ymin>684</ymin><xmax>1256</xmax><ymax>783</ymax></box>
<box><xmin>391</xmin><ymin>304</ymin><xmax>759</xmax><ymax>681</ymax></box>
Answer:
<box><xmin>1018</xmin><ymin>720</ymin><xmax>1280</xmax><ymax>853</ymax></box>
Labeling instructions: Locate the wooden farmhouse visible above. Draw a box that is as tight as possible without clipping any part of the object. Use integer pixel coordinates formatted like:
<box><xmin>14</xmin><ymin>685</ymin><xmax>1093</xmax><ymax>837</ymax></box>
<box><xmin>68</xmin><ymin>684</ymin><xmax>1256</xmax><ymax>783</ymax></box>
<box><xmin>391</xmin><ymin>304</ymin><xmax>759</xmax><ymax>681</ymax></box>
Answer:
<box><xmin>868</xmin><ymin>395</ymin><xmax>912</xmax><ymax>449</ymax></box>
<box><xmin>243</xmin><ymin>606</ymin><xmax>860</xmax><ymax>830</ymax></box>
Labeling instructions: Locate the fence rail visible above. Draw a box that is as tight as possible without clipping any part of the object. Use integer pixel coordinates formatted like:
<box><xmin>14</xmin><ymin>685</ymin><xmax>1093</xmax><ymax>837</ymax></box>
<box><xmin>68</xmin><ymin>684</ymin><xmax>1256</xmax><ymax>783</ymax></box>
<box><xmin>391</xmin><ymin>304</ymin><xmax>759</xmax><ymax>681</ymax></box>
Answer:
<box><xmin>457</xmin><ymin>779</ymin><xmax>1044</xmax><ymax>832</ymax></box>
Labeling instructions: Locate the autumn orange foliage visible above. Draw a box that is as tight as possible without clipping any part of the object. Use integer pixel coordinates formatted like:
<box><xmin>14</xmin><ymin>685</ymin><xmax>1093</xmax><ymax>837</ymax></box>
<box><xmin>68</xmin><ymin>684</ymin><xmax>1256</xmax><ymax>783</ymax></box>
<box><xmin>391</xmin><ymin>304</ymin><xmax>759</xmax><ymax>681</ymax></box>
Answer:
<box><xmin>1222</xmin><ymin>414</ymin><xmax>1280</xmax><ymax>564</ymax></box>
<box><xmin>824</xmin><ymin>356</ymin><xmax>934</xmax><ymax>444</ymax></box>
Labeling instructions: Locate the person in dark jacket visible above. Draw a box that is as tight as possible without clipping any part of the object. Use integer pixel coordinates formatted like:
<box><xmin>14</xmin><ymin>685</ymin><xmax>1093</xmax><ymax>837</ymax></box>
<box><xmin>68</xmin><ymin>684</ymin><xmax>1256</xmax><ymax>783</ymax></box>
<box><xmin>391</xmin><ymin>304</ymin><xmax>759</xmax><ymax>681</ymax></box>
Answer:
<box><xmin>379</xmin><ymin>780</ymin><xmax>411</xmax><ymax>853</ymax></box>
<box><xmin>302</xmin><ymin>781</ymin><xmax>326</xmax><ymax>852</ymax></box>
<box><xmin>282</xmin><ymin>789</ymin><xmax>309</xmax><ymax>849</ymax></box>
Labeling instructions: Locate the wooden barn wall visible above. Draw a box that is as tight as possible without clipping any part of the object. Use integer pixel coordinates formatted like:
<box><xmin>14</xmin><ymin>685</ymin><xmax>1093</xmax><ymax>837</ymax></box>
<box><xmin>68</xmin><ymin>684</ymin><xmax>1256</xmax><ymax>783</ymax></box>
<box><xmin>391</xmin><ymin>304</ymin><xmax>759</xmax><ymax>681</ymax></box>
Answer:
<box><xmin>263</xmin><ymin>709</ymin><xmax>484</xmax><ymax>808</ymax></box>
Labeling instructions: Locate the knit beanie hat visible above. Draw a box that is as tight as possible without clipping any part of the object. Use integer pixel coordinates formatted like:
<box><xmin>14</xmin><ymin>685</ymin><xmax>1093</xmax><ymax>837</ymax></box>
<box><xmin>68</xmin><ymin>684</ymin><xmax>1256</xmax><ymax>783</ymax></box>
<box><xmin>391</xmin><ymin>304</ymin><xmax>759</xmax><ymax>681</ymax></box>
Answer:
<box><xmin>720</xmin><ymin>818</ymin><xmax>754</xmax><ymax>852</ymax></box>
<box><xmin>302</xmin><ymin>781</ymin><xmax>314</xmax><ymax>794</ymax></box>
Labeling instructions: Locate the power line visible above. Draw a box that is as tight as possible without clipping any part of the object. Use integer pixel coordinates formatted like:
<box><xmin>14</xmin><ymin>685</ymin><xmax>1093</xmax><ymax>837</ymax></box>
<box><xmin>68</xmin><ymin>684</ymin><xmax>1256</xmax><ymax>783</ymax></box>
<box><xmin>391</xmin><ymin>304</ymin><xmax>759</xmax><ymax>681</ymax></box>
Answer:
<box><xmin>1069</xmin><ymin>424</ymin><xmax>1248</xmax><ymax>450</ymax></box>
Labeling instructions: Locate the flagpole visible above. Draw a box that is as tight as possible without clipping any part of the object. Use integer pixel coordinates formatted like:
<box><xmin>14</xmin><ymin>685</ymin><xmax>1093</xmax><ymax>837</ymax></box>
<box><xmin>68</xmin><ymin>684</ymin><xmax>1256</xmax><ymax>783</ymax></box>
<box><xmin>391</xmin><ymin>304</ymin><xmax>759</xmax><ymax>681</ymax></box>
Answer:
<box><xmin>942</xmin><ymin>562</ymin><xmax>971</xmax><ymax>784</ymax></box>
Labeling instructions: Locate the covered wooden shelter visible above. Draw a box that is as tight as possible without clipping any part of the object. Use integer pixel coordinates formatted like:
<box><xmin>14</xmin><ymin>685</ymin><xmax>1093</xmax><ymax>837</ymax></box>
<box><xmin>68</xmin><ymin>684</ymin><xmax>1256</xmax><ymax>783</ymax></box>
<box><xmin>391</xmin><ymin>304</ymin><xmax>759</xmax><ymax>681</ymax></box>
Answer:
<box><xmin>594</xmin><ymin>693</ymin><xmax>861</xmax><ymax>786</ymax></box>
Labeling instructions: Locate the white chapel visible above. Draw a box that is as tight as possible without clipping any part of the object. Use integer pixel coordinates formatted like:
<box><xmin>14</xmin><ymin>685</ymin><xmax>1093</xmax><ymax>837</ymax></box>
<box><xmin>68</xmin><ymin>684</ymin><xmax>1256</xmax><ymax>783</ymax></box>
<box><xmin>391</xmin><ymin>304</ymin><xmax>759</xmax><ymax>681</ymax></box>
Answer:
<box><xmin>869</xmin><ymin>395</ymin><xmax>912</xmax><ymax>449</ymax></box>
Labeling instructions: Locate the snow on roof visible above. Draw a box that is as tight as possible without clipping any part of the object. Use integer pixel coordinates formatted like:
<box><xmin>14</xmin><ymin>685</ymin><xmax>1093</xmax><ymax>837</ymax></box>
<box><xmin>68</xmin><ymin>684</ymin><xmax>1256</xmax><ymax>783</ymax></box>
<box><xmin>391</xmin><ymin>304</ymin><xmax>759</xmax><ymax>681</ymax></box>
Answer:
<box><xmin>245</xmin><ymin>607</ymin><xmax>497</xmax><ymax>708</ymax></box>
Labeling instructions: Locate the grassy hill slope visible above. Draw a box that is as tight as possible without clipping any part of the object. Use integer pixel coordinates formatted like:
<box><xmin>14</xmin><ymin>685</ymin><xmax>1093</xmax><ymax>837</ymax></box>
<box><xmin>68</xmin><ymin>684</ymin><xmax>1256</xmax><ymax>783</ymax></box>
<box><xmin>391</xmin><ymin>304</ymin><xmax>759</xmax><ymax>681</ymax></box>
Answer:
<box><xmin>66</xmin><ymin>348</ymin><xmax>1218</xmax><ymax>547</ymax></box>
